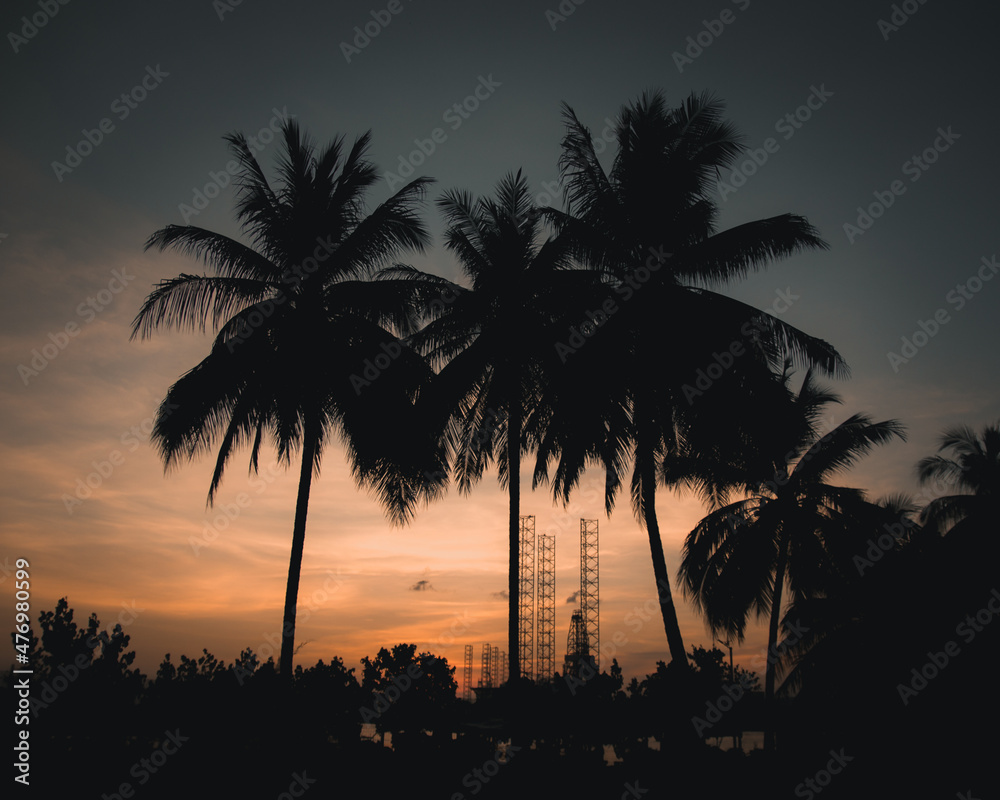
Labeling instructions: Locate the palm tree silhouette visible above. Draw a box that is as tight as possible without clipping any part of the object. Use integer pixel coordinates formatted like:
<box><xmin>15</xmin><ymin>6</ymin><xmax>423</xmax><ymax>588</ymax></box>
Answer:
<box><xmin>132</xmin><ymin>121</ymin><xmax>445</xmax><ymax>680</ymax></box>
<box><xmin>532</xmin><ymin>90</ymin><xmax>846</xmax><ymax>669</ymax></box>
<box><xmin>400</xmin><ymin>171</ymin><xmax>577</xmax><ymax>682</ymax></box>
<box><xmin>677</xmin><ymin>367</ymin><xmax>904</xmax><ymax>751</ymax></box>
<box><xmin>916</xmin><ymin>422</ymin><xmax>1000</xmax><ymax>534</ymax></box>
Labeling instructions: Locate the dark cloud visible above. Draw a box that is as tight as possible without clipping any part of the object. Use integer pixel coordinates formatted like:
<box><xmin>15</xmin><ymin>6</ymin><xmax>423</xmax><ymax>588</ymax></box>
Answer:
<box><xmin>410</xmin><ymin>580</ymin><xmax>433</xmax><ymax>592</ymax></box>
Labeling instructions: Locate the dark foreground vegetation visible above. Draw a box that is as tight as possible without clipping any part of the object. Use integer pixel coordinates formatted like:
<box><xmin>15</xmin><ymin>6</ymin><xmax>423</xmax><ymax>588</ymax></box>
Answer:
<box><xmin>6</xmin><ymin>506</ymin><xmax>998</xmax><ymax>800</ymax></box>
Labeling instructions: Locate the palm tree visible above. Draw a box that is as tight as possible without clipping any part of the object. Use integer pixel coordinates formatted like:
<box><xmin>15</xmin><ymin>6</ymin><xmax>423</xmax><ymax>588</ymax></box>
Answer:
<box><xmin>916</xmin><ymin>422</ymin><xmax>1000</xmax><ymax>533</ymax></box>
<box><xmin>398</xmin><ymin>170</ymin><xmax>578</xmax><ymax>682</ymax></box>
<box><xmin>531</xmin><ymin>90</ymin><xmax>847</xmax><ymax>669</ymax></box>
<box><xmin>677</xmin><ymin>368</ymin><xmax>905</xmax><ymax>750</ymax></box>
<box><xmin>131</xmin><ymin>121</ymin><xmax>446</xmax><ymax>680</ymax></box>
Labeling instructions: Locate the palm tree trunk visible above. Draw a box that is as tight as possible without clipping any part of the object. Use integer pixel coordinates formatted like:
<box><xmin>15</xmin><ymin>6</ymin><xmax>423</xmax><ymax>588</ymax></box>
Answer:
<box><xmin>638</xmin><ymin>447</ymin><xmax>688</xmax><ymax>668</ymax></box>
<box><xmin>507</xmin><ymin>397</ymin><xmax>521</xmax><ymax>684</ymax></box>
<box><xmin>279</xmin><ymin>416</ymin><xmax>318</xmax><ymax>681</ymax></box>
<box><xmin>764</xmin><ymin>526</ymin><xmax>790</xmax><ymax>753</ymax></box>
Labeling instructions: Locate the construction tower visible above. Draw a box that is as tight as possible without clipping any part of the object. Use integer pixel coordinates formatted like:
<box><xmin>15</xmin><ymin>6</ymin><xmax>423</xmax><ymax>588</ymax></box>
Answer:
<box><xmin>518</xmin><ymin>515</ymin><xmax>536</xmax><ymax>681</ymax></box>
<box><xmin>536</xmin><ymin>532</ymin><xmax>556</xmax><ymax>681</ymax></box>
<box><xmin>580</xmin><ymin>518</ymin><xmax>600</xmax><ymax>670</ymax></box>
<box><xmin>563</xmin><ymin>609</ymin><xmax>593</xmax><ymax>677</ymax></box>
<box><xmin>480</xmin><ymin>642</ymin><xmax>492</xmax><ymax>688</ymax></box>
<box><xmin>564</xmin><ymin>519</ymin><xmax>600</xmax><ymax>678</ymax></box>
<box><xmin>463</xmin><ymin>644</ymin><xmax>473</xmax><ymax>701</ymax></box>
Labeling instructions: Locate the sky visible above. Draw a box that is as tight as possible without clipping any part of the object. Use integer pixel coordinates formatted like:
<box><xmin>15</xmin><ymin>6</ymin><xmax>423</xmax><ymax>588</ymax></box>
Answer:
<box><xmin>2</xmin><ymin>0</ymin><xmax>999</xmax><ymax>696</ymax></box>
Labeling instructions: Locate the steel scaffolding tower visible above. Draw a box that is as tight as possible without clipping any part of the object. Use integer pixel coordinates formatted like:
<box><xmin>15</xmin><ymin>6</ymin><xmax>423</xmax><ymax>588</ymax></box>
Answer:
<box><xmin>580</xmin><ymin>519</ymin><xmax>600</xmax><ymax>670</ymax></box>
<box><xmin>518</xmin><ymin>515</ymin><xmax>536</xmax><ymax>681</ymax></box>
<box><xmin>536</xmin><ymin>532</ymin><xmax>556</xmax><ymax>681</ymax></box>
<box><xmin>480</xmin><ymin>642</ymin><xmax>492</xmax><ymax>688</ymax></box>
<box><xmin>500</xmin><ymin>650</ymin><xmax>508</xmax><ymax>684</ymax></box>
<box><xmin>491</xmin><ymin>646</ymin><xmax>500</xmax><ymax>687</ymax></box>
<box><xmin>463</xmin><ymin>644</ymin><xmax>473</xmax><ymax>701</ymax></box>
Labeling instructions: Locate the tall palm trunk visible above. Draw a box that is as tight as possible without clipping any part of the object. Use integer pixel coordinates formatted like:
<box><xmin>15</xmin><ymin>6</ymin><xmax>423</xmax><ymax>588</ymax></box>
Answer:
<box><xmin>507</xmin><ymin>395</ymin><xmax>522</xmax><ymax>684</ymax></box>
<box><xmin>638</xmin><ymin>442</ymin><xmax>688</xmax><ymax>667</ymax></box>
<box><xmin>764</xmin><ymin>525</ymin><xmax>790</xmax><ymax>752</ymax></box>
<box><xmin>279</xmin><ymin>415</ymin><xmax>318</xmax><ymax>680</ymax></box>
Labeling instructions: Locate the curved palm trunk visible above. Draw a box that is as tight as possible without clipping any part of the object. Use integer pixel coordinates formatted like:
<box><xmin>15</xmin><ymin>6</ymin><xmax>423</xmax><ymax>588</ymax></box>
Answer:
<box><xmin>764</xmin><ymin>526</ymin><xmax>790</xmax><ymax>753</ymax></box>
<box><xmin>507</xmin><ymin>397</ymin><xmax>521</xmax><ymax>685</ymax></box>
<box><xmin>638</xmin><ymin>446</ymin><xmax>688</xmax><ymax>668</ymax></box>
<box><xmin>279</xmin><ymin>416</ymin><xmax>318</xmax><ymax>681</ymax></box>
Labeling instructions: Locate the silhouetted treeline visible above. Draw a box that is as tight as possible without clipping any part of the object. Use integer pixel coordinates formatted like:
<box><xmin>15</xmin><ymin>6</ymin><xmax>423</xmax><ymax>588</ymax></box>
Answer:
<box><xmin>6</xmin><ymin>507</ymin><xmax>999</xmax><ymax>800</ymax></box>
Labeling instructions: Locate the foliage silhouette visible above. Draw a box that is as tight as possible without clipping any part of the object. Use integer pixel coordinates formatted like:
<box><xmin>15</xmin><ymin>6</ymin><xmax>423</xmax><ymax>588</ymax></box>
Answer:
<box><xmin>132</xmin><ymin>121</ymin><xmax>447</xmax><ymax>679</ymax></box>
<box><xmin>531</xmin><ymin>90</ymin><xmax>847</xmax><ymax>672</ymax></box>
<box><xmin>397</xmin><ymin>170</ymin><xmax>581</xmax><ymax>682</ymax></box>
<box><xmin>916</xmin><ymin>420</ymin><xmax>1000</xmax><ymax>533</ymax></box>
<box><xmin>677</xmin><ymin>367</ymin><xmax>904</xmax><ymax>751</ymax></box>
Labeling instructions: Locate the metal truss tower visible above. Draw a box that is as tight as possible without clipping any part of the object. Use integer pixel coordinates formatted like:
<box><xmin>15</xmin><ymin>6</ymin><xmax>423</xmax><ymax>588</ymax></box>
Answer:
<box><xmin>491</xmin><ymin>646</ymin><xmax>500</xmax><ymax>687</ymax></box>
<box><xmin>463</xmin><ymin>644</ymin><xmax>473</xmax><ymax>701</ymax></box>
<box><xmin>480</xmin><ymin>642</ymin><xmax>492</xmax><ymax>688</ymax></box>
<box><xmin>536</xmin><ymin>533</ymin><xmax>556</xmax><ymax>681</ymax></box>
<box><xmin>518</xmin><ymin>515</ymin><xmax>536</xmax><ymax>681</ymax></box>
<box><xmin>580</xmin><ymin>519</ymin><xmax>600</xmax><ymax>670</ymax></box>
<box><xmin>500</xmin><ymin>650</ymin><xmax>508</xmax><ymax>685</ymax></box>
